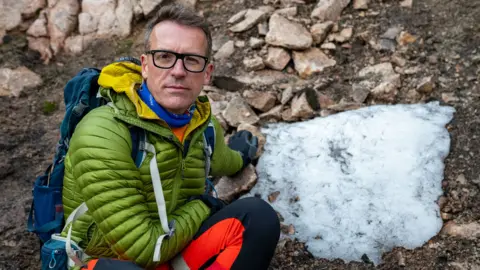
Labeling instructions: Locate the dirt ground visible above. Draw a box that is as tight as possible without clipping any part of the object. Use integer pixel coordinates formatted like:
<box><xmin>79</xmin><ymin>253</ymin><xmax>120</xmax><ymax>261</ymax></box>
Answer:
<box><xmin>0</xmin><ymin>0</ymin><xmax>479</xmax><ymax>269</ymax></box>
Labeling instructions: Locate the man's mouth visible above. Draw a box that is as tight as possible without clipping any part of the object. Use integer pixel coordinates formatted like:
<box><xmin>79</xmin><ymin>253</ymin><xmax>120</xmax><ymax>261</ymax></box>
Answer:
<box><xmin>166</xmin><ymin>84</ymin><xmax>188</xmax><ymax>90</ymax></box>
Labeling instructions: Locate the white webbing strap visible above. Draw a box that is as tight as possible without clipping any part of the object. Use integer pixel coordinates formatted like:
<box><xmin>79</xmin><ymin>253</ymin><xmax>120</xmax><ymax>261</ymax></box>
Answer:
<box><xmin>202</xmin><ymin>134</ymin><xmax>212</xmax><ymax>178</ymax></box>
<box><xmin>144</xmin><ymin>141</ymin><xmax>171</xmax><ymax>262</ymax></box>
<box><xmin>64</xmin><ymin>202</ymin><xmax>88</xmax><ymax>267</ymax></box>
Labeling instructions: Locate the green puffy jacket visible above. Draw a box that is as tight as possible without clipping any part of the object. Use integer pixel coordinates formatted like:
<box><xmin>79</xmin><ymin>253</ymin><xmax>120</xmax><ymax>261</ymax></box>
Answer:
<box><xmin>62</xmin><ymin>62</ymin><xmax>243</xmax><ymax>269</ymax></box>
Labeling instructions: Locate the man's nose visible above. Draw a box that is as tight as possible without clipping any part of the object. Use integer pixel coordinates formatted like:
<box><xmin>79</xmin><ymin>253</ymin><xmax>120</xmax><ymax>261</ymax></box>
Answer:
<box><xmin>170</xmin><ymin>58</ymin><xmax>187</xmax><ymax>77</ymax></box>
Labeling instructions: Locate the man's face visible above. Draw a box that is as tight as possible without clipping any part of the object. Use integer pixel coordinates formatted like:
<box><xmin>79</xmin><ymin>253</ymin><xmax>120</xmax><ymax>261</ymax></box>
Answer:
<box><xmin>141</xmin><ymin>21</ymin><xmax>213</xmax><ymax>114</ymax></box>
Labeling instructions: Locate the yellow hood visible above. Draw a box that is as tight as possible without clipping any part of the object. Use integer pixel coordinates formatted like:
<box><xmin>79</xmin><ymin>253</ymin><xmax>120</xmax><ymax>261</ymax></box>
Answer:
<box><xmin>98</xmin><ymin>61</ymin><xmax>158</xmax><ymax>120</ymax></box>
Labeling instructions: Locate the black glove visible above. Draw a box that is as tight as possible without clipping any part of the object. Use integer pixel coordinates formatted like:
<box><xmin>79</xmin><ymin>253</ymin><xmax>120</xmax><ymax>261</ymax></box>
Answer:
<box><xmin>228</xmin><ymin>130</ymin><xmax>258</xmax><ymax>169</ymax></box>
<box><xmin>188</xmin><ymin>194</ymin><xmax>226</xmax><ymax>216</ymax></box>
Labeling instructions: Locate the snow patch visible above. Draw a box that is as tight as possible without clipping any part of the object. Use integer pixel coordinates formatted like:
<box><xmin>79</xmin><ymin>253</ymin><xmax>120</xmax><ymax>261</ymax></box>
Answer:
<box><xmin>247</xmin><ymin>102</ymin><xmax>455</xmax><ymax>264</ymax></box>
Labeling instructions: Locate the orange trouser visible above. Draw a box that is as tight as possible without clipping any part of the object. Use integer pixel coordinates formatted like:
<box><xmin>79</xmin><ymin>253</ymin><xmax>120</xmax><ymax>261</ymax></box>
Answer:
<box><xmin>83</xmin><ymin>197</ymin><xmax>280</xmax><ymax>270</ymax></box>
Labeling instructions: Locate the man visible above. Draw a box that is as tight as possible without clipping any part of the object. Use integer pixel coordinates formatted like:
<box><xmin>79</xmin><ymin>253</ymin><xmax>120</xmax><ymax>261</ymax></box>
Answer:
<box><xmin>62</xmin><ymin>3</ymin><xmax>280</xmax><ymax>270</ymax></box>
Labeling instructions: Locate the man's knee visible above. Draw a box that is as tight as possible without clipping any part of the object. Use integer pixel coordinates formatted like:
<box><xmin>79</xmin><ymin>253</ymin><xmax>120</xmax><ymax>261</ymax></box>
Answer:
<box><xmin>236</xmin><ymin>197</ymin><xmax>280</xmax><ymax>238</ymax></box>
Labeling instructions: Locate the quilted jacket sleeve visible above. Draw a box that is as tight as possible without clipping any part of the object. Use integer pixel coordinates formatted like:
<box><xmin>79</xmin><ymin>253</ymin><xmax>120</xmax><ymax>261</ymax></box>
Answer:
<box><xmin>68</xmin><ymin>107</ymin><xmax>209</xmax><ymax>268</ymax></box>
<box><xmin>209</xmin><ymin>116</ymin><xmax>244</xmax><ymax>177</ymax></box>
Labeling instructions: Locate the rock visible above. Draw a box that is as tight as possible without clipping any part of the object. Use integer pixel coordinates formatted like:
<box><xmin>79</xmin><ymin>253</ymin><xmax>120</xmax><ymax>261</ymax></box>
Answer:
<box><xmin>456</xmin><ymin>174</ymin><xmax>467</xmax><ymax>185</ymax></box>
<box><xmin>449</xmin><ymin>262</ymin><xmax>475</xmax><ymax>270</ymax></box>
<box><xmin>212</xmin><ymin>75</ymin><xmax>245</xmax><ymax>91</ymax></box>
<box><xmin>78</xmin><ymin>12</ymin><xmax>96</xmax><ymax>35</ymax></box>
<box><xmin>311</xmin><ymin>0</ymin><xmax>351</xmax><ymax>22</ymax></box>
<box><xmin>292</xmin><ymin>48</ymin><xmax>336</xmax><ymax>78</ymax></box>
<box><xmin>0</xmin><ymin>0</ymin><xmax>23</xmax><ymax>32</ymax></box>
<box><xmin>353</xmin><ymin>0</ymin><xmax>369</xmax><ymax>10</ymax></box>
<box><xmin>222</xmin><ymin>96</ymin><xmax>260</xmax><ymax>127</ymax></box>
<box><xmin>281</xmin><ymin>86</ymin><xmax>294</xmax><ymax>105</ymax></box>
<box><xmin>214</xmin><ymin>40</ymin><xmax>235</xmax><ymax>60</ymax></box>
<box><xmin>437</xmin><ymin>196</ymin><xmax>448</xmax><ymax>210</ymax></box>
<box><xmin>400</xmin><ymin>0</ymin><xmax>413</xmax><ymax>8</ymax></box>
<box><xmin>64</xmin><ymin>35</ymin><xmax>94</xmax><ymax>55</ymax></box>
<box><xmin>215</xmin><ymin>164</ymin><xmax>257</xmax><ymax>202</ymax></box>
<box><xmin>210</xmin><ymin>100</ymin><xmax>229</xmax><ymax>130</ymax></box>
<box><xmin>80</xmin><ymin>0</ymin><xmax>133</xmax><ymax>38</ymax></box>
<box><xmin>441</xmin><ymin>211</ymin><xmax>453</xmax><ymax>220</ymax></box>
<box><xmin>381</xmin><ymin>27</ymin><xmax>402</xmax><ymax>40</ymax></box>
<box><xmin>249</xmin><ymin>37</ymin><xmax>265</xmax><ymax>49</ymax></box>
<box><xmin>428</xmin><ymin>55</ymin><xmax>439</xmax><ymax>64</ymax></box>
<box><xmin>391</xmin><ymin>54</ymin><xmax>407</xmax><ymax>67</ymax></box>
<box><xmin>264</xmin><ymin>47</ymin><xmax>291</xmax><ymax>71</ymax></box>
<box><xmin>327</xmin><ymin>102</ymin><xmax>364</xmax><ymax>112</ymax></box>
<box><xmin>48</xmin><ymin>0</ymin><xmax>80</xmax><ymax>54</ymax></box>
<box><xmin>228</xmin><ymin>10</ymin><xmax>247</xmax><ymax>24</ymax></box>
<box><xmin>176</xmin><ymin>0</ymin><xmax>196</xmax><ymax>9</ymax></box>
<box><xmin>274</xmin><ymin>6</ymin><xmax>297</xmax><ymax>17</ymax></box>
<box><xmin>291</xmin><ymin>93</ymin><xmax>315</xmax><ymax>119</ymax></box>
<box><xmin>442</xmin><ymin>92</ymin><xmax>460</xmax><ymax>104</ymax></box>
<box><xmin>235</xmin><ymin>40</ymin><xmax>246</xmax><ymax>48</ymax></box>
<box><xmin>27</xmin><ymin>11</ymin><xmax>48</xmax><ymax>37</ymax></box>
<box><xmin>206</xmin><ymin>91</ymin><xmax>225</xmax><ymax>102</ymax></box>
<box><xmin>353</xmin><ymin>63</ymin><xmax>401</xmax><ymax>102</ymax></box>
<box><xmin>212</xmin><ymin>36</ymin><xmax>228</xmax><ymax>52</ymax></box>
<box><xmin>258</xmin><ymin>22</ymin><xmax>269</xmax><ymax>36</ymax></box>
<box><xmin>266</xmin><ymin>13</ymin><xmax>312</xmax><ymax>50</ymax></box>
<box><xmin>403</xmin><ymin>66</ymin><xmax>421</xmax><ymax>75</ymax></box>
<box><xmin>258</xmin><ymin>5</ymin><xmax>275</xmax><ymax>14</ymax></box>
<box><xmin>22</xmin><ymin>0</ymin><xmax>47</xmax><ymax>18</ymax></box>
<box><xmin>358</xmin><ymin>63</ymin><xmax>397</xmax><ymax>78</ymax></box>
<box><xmin>243</xmin><ymin>90</ymin><xmax>277</xmax><ymax>112</ymax></box>
<box><xmin>397</xmin><ymin>31</ymin><xmax>417</xmax><ymax>46</ymax></box>
<box><xmin>268</xmin><ymin>191</ymin><xmax>281</xmax><ymax>203</ymax></box>
<box><xmin>378</xmin><ymin>39</ymin><xmax>396</xmax><ymax>52</ymax></box>
<box><xmin>0</xmin><ymin>67</ymin><xmax>43</xmax><ymax>97</ymax></box>
<box><xmin>260</xmin><ymin>105</ymin><xmax>283</xmax><ymax>121</ymax></box>
<box><xmin>310</xmin><ymin>21</ymin><xmax>334</xmax><ymax>45</ymax></box>
<box><xmin>27</xmin><ymin>37</ymin><xmax>52</xmax><ymax>63</ymax></box>
<box><xmin>321</xmin><ymin>42</ymin><xmax>336</xmax><ymax>50</ymax></box>
<box><xmin>243</xmin><ymin>56</ymin><xmax>265</xmax><ymax>71</ymax></box>
<box><xmin>280</xmin><ymin>223</ymin><xmax>290</xmax><ymax>234</ymax></box>
<box><xmin>351</xmin><ymin>82</ymin><xmax>372</xmax><ymax>103</ymax></box>
<box><xmin>234</xmin><ymin>70</ymin><xmax>295</xmax><ymax>86</ymax></box>
<box><xmin>281</xmin><ymin>108</ymin><xmax>298</xmax><ymax>122</ymax></box>
<box><xmin>229</xmin><ymin>9</ymin><xmax>266</xmax><ymax>32</ymax></box>
<box><xmin>370</xmin><ymin>75</ymin><xmax>401</xmax><ymax>102</ymax></box>
<box><xmin>237</xmin><ymin>123</ymin><xmax>266</xmax><ymax>157</ymax></box>
<box><xmin>140</xmin><ymin>0</ymin><xmax>164</xmax><ymax>17</ymax></box>
<box><xmin>318</xmin><ymin>93</ymin><xmax>335</xmax><ymax>109</ymax></box>
<box><xmin>288</xmin><ymin>224</ymin><xmax>295</xmax><ymax>235</ymax></box>
<box><xmin>441</xmin><ymin>221</ymin><xmax>480</xmax><ymax>240</ymax></box>
<box><xmin>396</xmin><ymin>251</ymin><xmax>406</xmax><ymax>267</ymax></box>
<box><xmin>416</xmin><ymin>76</ymin><xmax>435</xmax><ymax>94</ymax></box>
<box><xmin>331</xmin><ymin>27</ymin><xmax>353</xmax><ymax>43</ymax></box>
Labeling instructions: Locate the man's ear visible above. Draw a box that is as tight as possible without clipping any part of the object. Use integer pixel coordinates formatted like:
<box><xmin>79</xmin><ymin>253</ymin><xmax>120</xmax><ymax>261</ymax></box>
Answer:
<box><xmin>203</xmin><ymin>63</ymin><xmax>214</xmax><ymax>85</ymax></box>
<box><xmin>141</xmin><ymin>54</ymin><xmax>148</xmax><ymax>80</ymax></box>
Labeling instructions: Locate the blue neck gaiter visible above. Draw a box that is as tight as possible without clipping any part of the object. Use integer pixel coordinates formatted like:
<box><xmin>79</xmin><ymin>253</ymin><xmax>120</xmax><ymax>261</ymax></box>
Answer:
<box><xmin>138</xmin><ymin>83</ymin><xmax>195</xmax><ymax>128</ymax></box>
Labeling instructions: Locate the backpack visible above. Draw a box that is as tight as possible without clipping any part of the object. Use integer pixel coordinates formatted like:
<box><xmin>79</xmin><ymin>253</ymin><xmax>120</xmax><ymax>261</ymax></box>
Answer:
<box><xmin>27</xmin><ymin>57</ymin><xmax>216</xmax><ymax>268</ymax></box>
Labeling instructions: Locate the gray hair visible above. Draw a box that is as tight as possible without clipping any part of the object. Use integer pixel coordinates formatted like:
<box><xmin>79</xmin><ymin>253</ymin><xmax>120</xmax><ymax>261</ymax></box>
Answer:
<box><xmin>144</xmin><ymin>4</ymin><xmax>212</xmax><ymax>61</ymax></box>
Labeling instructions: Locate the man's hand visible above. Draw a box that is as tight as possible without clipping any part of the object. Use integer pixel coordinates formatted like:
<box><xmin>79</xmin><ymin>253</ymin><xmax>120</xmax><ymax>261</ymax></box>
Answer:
<box><xmin>228</xmin><ymin>130</ymin><xmax>258</xmax><ymax>169</ymax></box>
<box><xmin>188</xmin><ymin>194</ymin><xmax>226</xmax><ymax>216</ymax></box>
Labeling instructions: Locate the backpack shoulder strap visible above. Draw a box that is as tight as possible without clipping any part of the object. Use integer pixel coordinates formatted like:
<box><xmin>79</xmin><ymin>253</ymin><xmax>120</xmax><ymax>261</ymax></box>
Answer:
<box><xmin>203</xmin><ymin>119</ymin><xmax>216</xmax><ymax>156</ymax></box>
<box><xmin>203</xmin><ymin>119</ymin><xmax>217</xmax><ymax>196</ymax></box>
<box><xmin>129</xmin><ymin>126</ymin><xmax>147</xmax><ymax>168</ymax></box>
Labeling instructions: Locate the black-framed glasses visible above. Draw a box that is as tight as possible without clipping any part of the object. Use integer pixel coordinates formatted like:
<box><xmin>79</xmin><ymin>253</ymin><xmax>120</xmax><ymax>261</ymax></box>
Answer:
<box><xmin>146</xmin><ymin>50</ymin><xmax>209</xmax><ymax>73</ymax></box>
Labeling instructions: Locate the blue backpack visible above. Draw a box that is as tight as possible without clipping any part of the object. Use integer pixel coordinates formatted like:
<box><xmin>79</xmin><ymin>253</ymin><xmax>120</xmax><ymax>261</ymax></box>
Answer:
<box><xmin>27</xmin><ymin>57</ymin><xmax>216</xmax><ymax>251</ymax></box>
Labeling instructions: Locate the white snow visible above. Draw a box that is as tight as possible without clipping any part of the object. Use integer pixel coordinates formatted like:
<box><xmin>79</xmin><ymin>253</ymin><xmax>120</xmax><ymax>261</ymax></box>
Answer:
<box><xmin>247</xmin><ymin>102</ymin><xmax>455</xmax><ymax>264</ymax></box>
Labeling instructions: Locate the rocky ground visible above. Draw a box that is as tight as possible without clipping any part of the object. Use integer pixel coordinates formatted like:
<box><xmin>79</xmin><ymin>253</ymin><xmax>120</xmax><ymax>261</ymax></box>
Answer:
<box><xmin>0</xmin><ymin>0</ymin><xmax>479</xmax><ymax>269</ymax></box>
